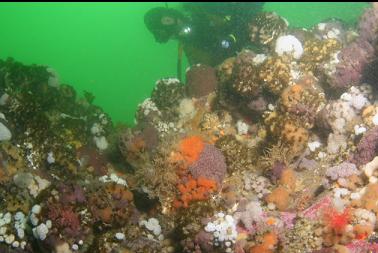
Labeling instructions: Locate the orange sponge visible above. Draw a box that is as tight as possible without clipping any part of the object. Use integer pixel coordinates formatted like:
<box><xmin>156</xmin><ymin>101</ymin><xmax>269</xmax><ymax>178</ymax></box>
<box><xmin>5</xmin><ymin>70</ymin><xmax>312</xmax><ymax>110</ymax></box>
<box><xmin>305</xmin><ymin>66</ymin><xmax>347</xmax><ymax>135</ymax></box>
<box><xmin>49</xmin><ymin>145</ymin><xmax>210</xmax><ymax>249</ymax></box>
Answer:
<box><xmin>280</xmin><ymin>168</ymin><xmax>296</xmax><ymax>193</ymax></box>
<box><xmin>174</xmin><ymin>176</ymin><xmax>217</xmax><ymax>208</ymax></box>
<box><xmin>179</xmin><ymin>136</ymin><xmax>205</xmax><ymax>165</ymax></box>
<box><xmin>266</xmin><ymin>186</ymin><xmax>290</xmax><ymax>211</ymax></box>
<box><xmin>249</xmin><ymin>232</ymin><xmax>278</xmax><ymax>253</ymax></box>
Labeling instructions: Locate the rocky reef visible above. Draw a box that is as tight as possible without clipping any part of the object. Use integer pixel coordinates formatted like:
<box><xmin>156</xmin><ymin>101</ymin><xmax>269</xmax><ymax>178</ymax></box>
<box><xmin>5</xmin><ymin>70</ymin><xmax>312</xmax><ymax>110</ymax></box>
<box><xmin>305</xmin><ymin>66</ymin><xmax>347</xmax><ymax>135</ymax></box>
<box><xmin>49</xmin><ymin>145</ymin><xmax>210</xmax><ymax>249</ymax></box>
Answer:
<box><xmin>1</xmin><ymin>4</ymin><xmax>378</xmax><ymax>253</ymax></box>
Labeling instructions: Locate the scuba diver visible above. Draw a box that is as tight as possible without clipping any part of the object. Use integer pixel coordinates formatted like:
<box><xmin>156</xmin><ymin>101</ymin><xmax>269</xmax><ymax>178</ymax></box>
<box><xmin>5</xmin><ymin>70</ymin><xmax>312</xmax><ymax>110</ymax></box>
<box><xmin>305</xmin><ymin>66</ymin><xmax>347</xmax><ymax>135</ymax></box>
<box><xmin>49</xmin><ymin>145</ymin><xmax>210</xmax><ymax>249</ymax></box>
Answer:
<box><xmin>144</xmin><ymin>3</ymin><xmax>264</xmax><ymax>80</ymax></box>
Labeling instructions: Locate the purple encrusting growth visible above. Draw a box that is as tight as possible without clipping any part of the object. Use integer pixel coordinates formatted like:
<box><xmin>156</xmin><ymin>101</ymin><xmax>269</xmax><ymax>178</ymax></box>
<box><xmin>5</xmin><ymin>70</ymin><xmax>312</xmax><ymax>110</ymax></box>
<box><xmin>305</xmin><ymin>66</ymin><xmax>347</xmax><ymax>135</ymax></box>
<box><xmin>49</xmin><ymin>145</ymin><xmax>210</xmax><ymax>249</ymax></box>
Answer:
<box><xmin>326</xmin><ymin>162</ymin><xmax>359</xmax><ymax>180</ymax></box>
<box><xmin>358</xmin><ymin>7</ymin><xmax>378</xmax><ymax>44</ymax></box>
<box><xmin>297</xmin><ymin>157</ymin><xmax>318</xmax><ymax>171</ymax></box>
<box><xmin>329</xmin><ymin>40</ymin><xmax>375</xmax><ymax>89</ymax></box>
<box><xmin>270</xmin><ymin>161</ymin><xmax>287</xmax><ymax>182</ymax></box>
<box><xmin>350</xmin><ymin>126</ymin><xmax>378</xmax><ymax>167</ymax></box>
<box><xmin>141</xmin><ymin>124</ymin><xmax>159</xmax><ymax>150</ymax></box>
<box><xmin>189</xmin><ymin>144</ymin><xmax>227</xmax><ymax>186</ymax></box>
<box><xmin>186</xmin><ymin>64</ymin><xmax>218</xmax><ymax>98</ymax></box>
<box><xmin>328</xmin><ymin>6</ymin><xmax>378</xmax><ymax>90</ymax></box>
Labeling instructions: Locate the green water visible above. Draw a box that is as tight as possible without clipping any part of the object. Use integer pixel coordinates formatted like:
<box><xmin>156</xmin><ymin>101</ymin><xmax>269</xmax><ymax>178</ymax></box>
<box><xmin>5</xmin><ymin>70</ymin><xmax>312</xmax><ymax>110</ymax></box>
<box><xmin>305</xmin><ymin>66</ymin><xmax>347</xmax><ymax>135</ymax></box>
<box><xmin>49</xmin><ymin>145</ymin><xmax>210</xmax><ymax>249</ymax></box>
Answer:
<box><xmin>0</xmin><ymin>2</ymin><xmax>369</xmax><ymax>125</ymax></box>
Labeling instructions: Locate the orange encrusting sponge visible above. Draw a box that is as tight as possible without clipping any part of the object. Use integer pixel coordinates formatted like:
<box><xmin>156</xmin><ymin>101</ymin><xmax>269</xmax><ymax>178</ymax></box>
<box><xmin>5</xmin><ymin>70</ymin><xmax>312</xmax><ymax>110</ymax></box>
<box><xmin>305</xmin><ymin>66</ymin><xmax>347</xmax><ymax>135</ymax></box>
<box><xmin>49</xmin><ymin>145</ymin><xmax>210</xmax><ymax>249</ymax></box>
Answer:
<box><xmin>173</xmin><ymin>176</ymin><xmax>217</xmax><ymax>208</ymax></box>
<box><xmin>249</xmin><ymin>231</ymin><xmax>278</xmax><ymax>253</ymax></box>
<box><xmin>178</xmin><ymin>135</ymin><xmax>205</xmax><ymax>165</ymax></box>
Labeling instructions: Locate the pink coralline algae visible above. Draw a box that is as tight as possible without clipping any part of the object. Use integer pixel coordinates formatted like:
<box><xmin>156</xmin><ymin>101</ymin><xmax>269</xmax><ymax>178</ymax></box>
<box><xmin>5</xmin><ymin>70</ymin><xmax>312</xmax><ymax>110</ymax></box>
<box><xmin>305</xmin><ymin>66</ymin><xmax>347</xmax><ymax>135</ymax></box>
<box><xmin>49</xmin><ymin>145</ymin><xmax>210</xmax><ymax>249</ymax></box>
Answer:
<box><xmin>189</xmin><ymin>144</ymin><xmax>227</xmax><ymax>186</ymax></box>
<box><xmin>329</xmin><ymin>40</ymin><xmax>375</xmax><ymax>89</ymax></box>
<box><xmin>350</xmin><ymin>126</ymin><xmax>378</xmax><ymax>167</ymax></box>
<box><xmin>47</xmin><ymin>205</ymin><xmax>81</xmax><ymax>236</ymax></box>
<box><xmin>327</xmin><ymin>6</ymin><xmax>378</xmax><ymax>90</ymax></box>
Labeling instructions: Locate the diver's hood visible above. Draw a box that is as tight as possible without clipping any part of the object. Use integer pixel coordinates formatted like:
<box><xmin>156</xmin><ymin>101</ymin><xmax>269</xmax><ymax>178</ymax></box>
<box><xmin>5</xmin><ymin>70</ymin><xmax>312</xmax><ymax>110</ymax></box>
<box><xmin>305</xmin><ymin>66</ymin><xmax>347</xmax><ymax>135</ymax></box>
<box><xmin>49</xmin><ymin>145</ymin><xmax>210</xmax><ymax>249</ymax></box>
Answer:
<box><xmin>144</xmin><ymin>7</ymin><xmax>187</xmax><ymax>43</ymax></box>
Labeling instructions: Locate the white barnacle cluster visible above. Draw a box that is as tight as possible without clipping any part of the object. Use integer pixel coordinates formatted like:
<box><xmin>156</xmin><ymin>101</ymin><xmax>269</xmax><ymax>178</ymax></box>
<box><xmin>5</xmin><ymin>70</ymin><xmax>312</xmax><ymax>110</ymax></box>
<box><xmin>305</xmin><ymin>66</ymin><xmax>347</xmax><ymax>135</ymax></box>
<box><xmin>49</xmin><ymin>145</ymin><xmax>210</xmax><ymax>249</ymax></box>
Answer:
<box><xmin>317</xmin><ymin>23</ymin><xmax>341</xmax><ymax>40</ymax></box>
<box><xmin>290</xmin><ymin>63</ymin><xmax>303</xmax><ymax>81</ymax></box>
<box><xmin>99</xmin><ymin>173</ymin><xmax>128</xmax><ymax>187</ymax></box>
<box><xmin>323</xmin><ymin>51</ymin><xmax>340</xmax><ymax>76</ymax></box>
<box><xmin>252</xmin><ymin>54</ymin><xmax>267</xmax><ymax>65</ymax></box>
<box><xmin>316</xmin><ymin>22</ymin><xmax>342</xmax><ymax>41</ymax></box>
<box><xmin>156</xmin><ymin>78</ymin><xmax>180</xmax><ymax>86</ymax></box>
<box><xmin>0</xmin><ymin>211</ymin><xmax>28</xmax><ymax>249</ymax></box>
<box><xmin>236</xmin><ymin>120</ymin><xmax>249</xmax><ymax>135</ymax></box>
<box><xmin>138</xmin><ymin>98</ymin><xmax>161</xmax><ymax>117</ymax></box>
<box><xmin>139</xmin><ymin>217</ymin><xmax>164</xmax><ymax>241</ymax></box>
<box><xmin>91</xmin><ymin>113</ymin><xmax>110</xmax><ymax>151</ymax></box>
<box><xmin>204</xmin><ymin>212</ymin><xmax>238</xmax><ymax>253</ymax></box>
<box><xmin>24</xmin><ymin>142</ymin><xmax>38</xmax><ymax>170</ymax></box>
<box><xmin>156</xmin><ymin>121</ymin><xmax>178</xmax><ymax>137</ymax></box>
<box><xmin>30</xmin><ymin>204</ymin><xmax>52</xmax><ymax>241</ymax></box>
<box><xmin>307</xmin><ymin>140</ymin><xmax>322</xmax><ymax>152</ymax></box>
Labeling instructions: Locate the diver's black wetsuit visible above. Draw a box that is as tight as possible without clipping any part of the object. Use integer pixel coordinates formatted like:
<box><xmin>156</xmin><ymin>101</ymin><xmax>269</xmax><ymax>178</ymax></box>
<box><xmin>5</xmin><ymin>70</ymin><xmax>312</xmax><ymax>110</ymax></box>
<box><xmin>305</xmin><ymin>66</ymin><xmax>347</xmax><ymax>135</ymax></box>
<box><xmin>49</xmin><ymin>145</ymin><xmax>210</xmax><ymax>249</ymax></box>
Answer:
<box><xmin>145</xmin><ymin>2</ymin><xmax>264</xmax><ymax>66</ymax></box>
<box><xmin>181</xmin><ymin>2</ymin><xmax>264</xmax><ymax>66</ymax></box>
